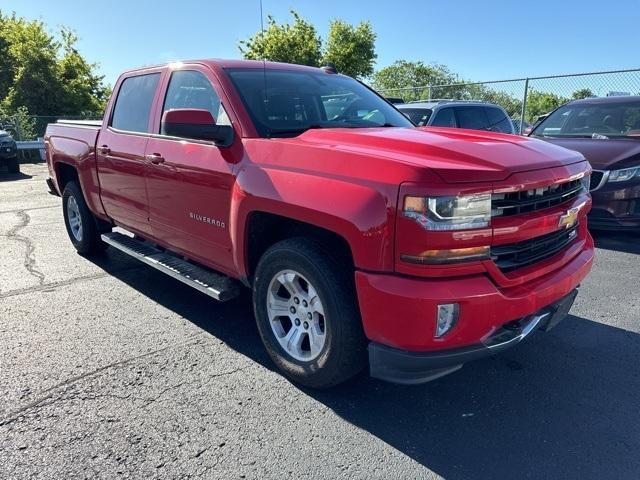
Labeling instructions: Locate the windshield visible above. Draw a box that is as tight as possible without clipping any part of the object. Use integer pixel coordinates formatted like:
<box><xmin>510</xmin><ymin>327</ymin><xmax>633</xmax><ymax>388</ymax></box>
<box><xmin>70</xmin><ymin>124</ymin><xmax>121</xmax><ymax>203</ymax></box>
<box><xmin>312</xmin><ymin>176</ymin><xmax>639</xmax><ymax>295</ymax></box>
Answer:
<box><xmin>531</xmin><ymin>100</ymin><xmax>640</xmax><ymax>139</ymax></box>
<box><xmin>225</xmin><ymin>68</ymin><xmax>413</xmax><ymax>137</ymax></box>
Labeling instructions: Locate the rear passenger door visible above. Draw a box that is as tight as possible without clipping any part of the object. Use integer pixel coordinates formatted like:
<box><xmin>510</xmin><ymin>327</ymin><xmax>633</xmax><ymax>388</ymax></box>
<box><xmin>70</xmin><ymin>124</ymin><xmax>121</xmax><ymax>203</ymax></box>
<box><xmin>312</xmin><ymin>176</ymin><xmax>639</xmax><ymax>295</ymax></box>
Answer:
<box><xmin>144</xmin><ymin>66</ymin><xmax>237</xmax><ymax>274</ymax></box>
<box><xmin>97</xmin><ymin>71</ymin><xmax>162</xmax><ymax>235</ymax></box>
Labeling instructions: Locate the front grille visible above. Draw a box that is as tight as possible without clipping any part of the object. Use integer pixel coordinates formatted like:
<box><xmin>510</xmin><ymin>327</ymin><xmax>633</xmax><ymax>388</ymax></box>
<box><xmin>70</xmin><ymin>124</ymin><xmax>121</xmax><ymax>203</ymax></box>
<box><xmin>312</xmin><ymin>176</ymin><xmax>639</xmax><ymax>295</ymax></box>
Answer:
<box><xmin>491</xmin><ymin>225</ymin><xmax>579</xmax><ymax>273</ymax></box>
<box><xmin>492</xmin><ymin>179</ymin><xmax>583</xmax><ymax>217</ymax></box>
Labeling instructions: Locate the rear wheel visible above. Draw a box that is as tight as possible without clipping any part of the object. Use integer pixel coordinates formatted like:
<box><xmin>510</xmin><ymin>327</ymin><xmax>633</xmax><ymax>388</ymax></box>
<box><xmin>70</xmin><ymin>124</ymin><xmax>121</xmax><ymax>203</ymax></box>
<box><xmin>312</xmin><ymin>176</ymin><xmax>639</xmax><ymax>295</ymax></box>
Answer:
<box><xmin>253</xmin><ymin>238</ymin><xmax>367</xmax><ymax>388</ymax></box>
<box><xmin>62</xmin><ymin>181</ymin><xmax>108</xmax><ymax>256</ymax></box>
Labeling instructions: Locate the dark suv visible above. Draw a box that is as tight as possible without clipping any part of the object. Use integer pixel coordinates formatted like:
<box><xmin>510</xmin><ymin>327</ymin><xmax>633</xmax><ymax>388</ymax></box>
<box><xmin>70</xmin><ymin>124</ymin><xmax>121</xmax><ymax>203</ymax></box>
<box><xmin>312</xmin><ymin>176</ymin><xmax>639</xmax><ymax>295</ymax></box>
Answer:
<box><xmin>529</xmin><ymin>96</ymin><xmax>640</xmax><ymax>230</ymax></box>
<box><xmin>396</xmin><ymin>100</ymin><xmax>515</xmax><ymax>134</ymax></box>
<box><xmin>0</xmin><ymin>130</ymin><xmax>19</xmax><ymax>174</ymax></box>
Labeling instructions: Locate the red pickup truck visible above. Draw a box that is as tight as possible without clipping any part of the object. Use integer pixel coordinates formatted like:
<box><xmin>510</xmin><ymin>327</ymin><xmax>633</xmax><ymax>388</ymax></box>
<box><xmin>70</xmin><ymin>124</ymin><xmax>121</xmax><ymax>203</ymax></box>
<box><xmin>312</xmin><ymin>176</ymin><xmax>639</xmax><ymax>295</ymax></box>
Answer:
<box><xmin>45</xmin><ymin>60</ymin><xmax>594</xmax><ymax>388</ymax></box>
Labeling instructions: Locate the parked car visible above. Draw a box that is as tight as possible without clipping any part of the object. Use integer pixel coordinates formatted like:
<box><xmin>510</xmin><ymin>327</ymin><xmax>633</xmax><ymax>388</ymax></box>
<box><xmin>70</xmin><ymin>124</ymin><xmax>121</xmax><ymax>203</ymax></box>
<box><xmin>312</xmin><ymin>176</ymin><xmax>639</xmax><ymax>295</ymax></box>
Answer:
<box><xmin>0</xmin><ymin>129</ymin><xmax>19</xmax><ymax>173</ymax></box>
<box><xmin>529</xmin><ymin>96</ymin><xmax>640</xmax><ymax>230</ymax></box>
<box><xmin>396</xmin><ymin>100</ymin><xmax>515</xmax><ymax>134</ymax></box>
<box><xmin>45</xmin><ymin>60</ymin><xmax>593</xmax><ymax>388</ymax></box>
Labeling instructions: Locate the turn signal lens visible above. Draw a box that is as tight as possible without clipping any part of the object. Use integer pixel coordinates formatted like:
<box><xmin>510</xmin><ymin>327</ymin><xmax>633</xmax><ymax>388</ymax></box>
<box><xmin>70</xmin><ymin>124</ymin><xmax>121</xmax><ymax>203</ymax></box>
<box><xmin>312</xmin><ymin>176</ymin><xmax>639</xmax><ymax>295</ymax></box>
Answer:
<box><xmin>436</xmin><ymin>303</ymin><xmax>459</xmax><ymax>338</ymax></box>
<box><xmin>401</xmin><ymin>246</ymin><xmax>490</xmax><ymax>265</ymax></box>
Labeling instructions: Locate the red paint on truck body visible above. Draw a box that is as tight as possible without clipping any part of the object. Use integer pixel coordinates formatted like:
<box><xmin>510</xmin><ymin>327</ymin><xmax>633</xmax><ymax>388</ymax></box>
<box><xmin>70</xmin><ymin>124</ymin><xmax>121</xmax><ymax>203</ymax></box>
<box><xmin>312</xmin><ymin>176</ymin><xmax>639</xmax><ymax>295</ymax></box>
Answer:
<box><xmin>45</xmin><ymin>59</ymin><xmax>594</xmax><ymax>354</ymax></box>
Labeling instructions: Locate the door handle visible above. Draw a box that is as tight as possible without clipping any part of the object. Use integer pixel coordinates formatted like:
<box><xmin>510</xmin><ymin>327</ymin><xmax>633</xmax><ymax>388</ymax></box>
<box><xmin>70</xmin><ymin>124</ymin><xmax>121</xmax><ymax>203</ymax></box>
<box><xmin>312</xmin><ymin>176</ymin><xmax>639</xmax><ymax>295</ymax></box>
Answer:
<box><xmin>145</xmin><ymin>153</ymin><xmax>165</xmax><ymax>165</ymax></box>
<box><xmin>98</xmin><ymin>145</ymin><xmax>110</xmax><ymax>155</ymax></box>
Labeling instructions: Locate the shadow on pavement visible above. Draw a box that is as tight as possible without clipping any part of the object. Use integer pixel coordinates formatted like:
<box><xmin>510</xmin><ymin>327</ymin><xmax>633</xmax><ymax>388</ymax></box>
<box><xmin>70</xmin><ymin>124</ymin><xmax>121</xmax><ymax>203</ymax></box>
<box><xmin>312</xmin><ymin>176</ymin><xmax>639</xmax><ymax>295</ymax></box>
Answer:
<box><xmin>0</xmin><ymin>171</ymin><xmax>33</xmax><ymax>182</ymax></box>
<box><xmin>592</xmin><ymin>229</ymin><xmax>640</xmax><ymax>255</ymax></box>
<box><xmin>90</xmin><ymin>248</ymin><xmax>640</xmax><ymax>479</ymax></box>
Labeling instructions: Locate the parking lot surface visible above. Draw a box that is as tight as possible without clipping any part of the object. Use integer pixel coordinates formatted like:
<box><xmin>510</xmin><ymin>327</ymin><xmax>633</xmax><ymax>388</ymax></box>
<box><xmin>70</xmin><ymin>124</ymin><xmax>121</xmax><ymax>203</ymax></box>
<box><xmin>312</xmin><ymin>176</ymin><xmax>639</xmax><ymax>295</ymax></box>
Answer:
<box><xmin>1</xmin><ymin>164</ymin><xmax>639</xmax><ymax>479</ymax></box>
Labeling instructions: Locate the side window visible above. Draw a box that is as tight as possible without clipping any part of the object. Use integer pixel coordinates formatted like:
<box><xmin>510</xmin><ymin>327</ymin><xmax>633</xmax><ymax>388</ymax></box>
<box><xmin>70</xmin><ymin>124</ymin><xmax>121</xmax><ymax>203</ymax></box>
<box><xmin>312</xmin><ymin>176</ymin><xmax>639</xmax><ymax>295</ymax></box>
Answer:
<box><xmin>111</xmin><ymin>73</ymin><xmax>160</xmax><ymax>133</ymax></box>
<box><xmin>455</xmin><ymin>107</ymin><xmax>490</xmax><ymax>130</ymax></box>
<box><xmin>161</xmin><ymin>70</ymin><xmax>231</xmax><ymax>131</ymax></box>
<box><xmin>485</xmin><ymin>107</ymin><xmax>514</xmax><ymax>133</ymax></box>
<box><xmin>399</xmin><ymin>108</ymin><xmax>432</xmax><ymax>126</ymax></box>
<box><xmin>430</xmin><ymin>108</ymin><xmax>456</xmax><ymax>127</ymax></box>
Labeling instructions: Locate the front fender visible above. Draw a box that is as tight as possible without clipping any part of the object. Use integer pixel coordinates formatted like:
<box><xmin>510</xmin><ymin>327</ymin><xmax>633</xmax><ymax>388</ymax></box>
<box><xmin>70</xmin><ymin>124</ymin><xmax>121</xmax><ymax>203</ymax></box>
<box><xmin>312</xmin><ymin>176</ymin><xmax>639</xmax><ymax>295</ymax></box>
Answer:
<box><xmin>230</xmin><ymin>164</ymin><xmax>397</xmax><ymax>278</ymax></box>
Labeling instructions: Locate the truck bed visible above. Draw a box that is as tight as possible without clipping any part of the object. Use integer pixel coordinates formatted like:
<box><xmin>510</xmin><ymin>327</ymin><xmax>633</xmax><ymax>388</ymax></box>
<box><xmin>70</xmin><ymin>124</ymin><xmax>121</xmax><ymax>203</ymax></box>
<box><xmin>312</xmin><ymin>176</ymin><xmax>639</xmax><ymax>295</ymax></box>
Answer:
<box><xmin>56</xmin><ymin>119</ymin><xmax>103</xmax><ymax>128</ymax></box>
<box><xmin>45</xmin><ymin>121</ymin><xmax>102</xmax><ymax>204</ymax></box>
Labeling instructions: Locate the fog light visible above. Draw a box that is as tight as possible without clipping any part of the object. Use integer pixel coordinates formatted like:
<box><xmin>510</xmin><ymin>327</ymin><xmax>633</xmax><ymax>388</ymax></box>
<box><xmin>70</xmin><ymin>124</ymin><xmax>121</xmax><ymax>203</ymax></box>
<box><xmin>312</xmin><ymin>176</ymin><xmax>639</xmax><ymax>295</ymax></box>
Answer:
<box><xmin>436</xmin><ymin>303</ymin><xmax>459</xmax><ymax>338</ymax></box>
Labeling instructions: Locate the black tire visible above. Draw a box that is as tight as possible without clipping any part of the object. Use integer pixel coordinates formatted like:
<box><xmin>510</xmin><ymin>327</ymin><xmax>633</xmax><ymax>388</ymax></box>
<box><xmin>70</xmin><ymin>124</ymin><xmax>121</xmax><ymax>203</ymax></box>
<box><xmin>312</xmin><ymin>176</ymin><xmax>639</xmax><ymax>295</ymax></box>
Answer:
<box><xmin>62</xmin><ymin>181</ymin><xmax>108</xmax><ymax>256</ymax></box>
<box><xmin>253</xmin><ymin>238</ymin><xmax>367</xmax><ymax>388</ymax></box>
<box><xmin>7</xmin><ymin>156</ymin><xmax>20</xmax><ymax>174</ymax></box>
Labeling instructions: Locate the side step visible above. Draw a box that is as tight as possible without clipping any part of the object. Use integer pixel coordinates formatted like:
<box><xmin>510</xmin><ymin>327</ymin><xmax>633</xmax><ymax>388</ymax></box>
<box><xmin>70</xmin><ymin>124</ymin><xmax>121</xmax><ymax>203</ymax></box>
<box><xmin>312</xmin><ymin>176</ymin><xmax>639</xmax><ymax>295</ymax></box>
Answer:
<box><xmin>101</xmin><ymin>231</ymin><xmax>241</xmax><ymax>302</ymax></box>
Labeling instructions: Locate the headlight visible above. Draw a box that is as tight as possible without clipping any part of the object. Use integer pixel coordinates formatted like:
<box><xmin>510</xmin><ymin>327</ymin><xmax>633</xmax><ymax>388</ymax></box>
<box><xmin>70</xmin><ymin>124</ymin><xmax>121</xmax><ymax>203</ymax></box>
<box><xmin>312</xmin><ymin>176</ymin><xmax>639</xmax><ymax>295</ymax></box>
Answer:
<box><xmin>404</xmin><ymin>193</ymin><xmax>491</xmax><ymax>231</ymax></box>
<box><xmin>608</xmin><ymin>166</ymin><xmax>640</xmax><ymax>183</ymax></box>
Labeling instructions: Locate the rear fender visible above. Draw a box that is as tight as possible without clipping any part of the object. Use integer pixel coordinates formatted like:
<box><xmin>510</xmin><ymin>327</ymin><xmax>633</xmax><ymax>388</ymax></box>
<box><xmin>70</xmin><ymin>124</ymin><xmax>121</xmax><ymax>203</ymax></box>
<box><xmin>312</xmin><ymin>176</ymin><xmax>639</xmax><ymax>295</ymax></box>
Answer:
<box><xmin>48</xmin><ymin>136</ymin><xmax>108</xmax><ymax>220</ymax></box>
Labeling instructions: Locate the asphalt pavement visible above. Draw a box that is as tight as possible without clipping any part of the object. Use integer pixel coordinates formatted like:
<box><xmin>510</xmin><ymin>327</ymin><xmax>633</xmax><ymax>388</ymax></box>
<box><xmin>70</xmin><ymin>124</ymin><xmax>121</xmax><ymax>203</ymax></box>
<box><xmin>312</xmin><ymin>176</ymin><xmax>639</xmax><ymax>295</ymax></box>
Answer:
<box><xmin>1</xmin><ymin>164</ymin><xmax>639</xmax><ymax>479</ymax></box>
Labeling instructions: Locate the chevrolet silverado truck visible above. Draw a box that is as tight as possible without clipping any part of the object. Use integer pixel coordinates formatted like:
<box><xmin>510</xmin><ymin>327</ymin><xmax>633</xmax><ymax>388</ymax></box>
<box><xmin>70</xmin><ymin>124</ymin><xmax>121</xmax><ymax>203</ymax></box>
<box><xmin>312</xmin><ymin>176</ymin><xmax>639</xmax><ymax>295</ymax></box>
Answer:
<box><xmin>45</xmin><ymin>60</ymin><xmax>594</xmax><ymax>388</ymax></box>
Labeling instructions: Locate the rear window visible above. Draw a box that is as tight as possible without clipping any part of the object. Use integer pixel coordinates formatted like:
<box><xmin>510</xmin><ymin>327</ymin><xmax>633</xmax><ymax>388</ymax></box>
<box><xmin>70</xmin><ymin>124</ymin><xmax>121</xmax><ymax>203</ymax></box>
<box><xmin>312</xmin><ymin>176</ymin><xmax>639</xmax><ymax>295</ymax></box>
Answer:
<box><xmin>111</xmin><ymin>73</ymin><xmax>160</xmax><ymax>133</ymax></box>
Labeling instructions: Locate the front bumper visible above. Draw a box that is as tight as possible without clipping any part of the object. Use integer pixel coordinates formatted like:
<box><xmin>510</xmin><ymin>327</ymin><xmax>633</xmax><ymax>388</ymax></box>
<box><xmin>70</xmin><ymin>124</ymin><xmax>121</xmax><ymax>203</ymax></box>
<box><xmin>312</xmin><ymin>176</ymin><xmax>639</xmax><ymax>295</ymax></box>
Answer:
<box><xmin>589</xmin><ymin>178</ymin><xmax>640</xmax><ymax>230</ymax></box>
<box><xmin>355</xmin><ymin>233</ymin><xmax>593</xmax><ymax>352</ymax></box>
<box><xmin>369</xmin><ymin>290</ymin><xmax>578</xmax><ymax>384</ymax></box>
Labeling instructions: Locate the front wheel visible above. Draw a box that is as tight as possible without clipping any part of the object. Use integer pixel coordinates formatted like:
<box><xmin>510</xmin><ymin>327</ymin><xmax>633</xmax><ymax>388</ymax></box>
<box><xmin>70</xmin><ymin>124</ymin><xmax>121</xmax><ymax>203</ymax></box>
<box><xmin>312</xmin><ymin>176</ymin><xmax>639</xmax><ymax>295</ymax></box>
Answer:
<box><xmin>62</xmin><ymin>181</ymin><xmax>108</xmax><ymax>256</ymax></box>
<box><xmin>253</xmin><ymin>238</ymin><xmax>367</xmax><ymax>388</ymax></box>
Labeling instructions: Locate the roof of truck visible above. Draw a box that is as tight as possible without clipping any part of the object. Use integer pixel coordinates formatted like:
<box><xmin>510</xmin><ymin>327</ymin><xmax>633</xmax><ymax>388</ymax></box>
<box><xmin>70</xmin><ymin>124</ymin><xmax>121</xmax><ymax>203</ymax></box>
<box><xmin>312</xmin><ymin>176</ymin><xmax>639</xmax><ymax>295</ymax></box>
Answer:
<box><xmin>123</xmin><ymin>59</ymin><xmax>330</xmax><ymax>75</ymax></box>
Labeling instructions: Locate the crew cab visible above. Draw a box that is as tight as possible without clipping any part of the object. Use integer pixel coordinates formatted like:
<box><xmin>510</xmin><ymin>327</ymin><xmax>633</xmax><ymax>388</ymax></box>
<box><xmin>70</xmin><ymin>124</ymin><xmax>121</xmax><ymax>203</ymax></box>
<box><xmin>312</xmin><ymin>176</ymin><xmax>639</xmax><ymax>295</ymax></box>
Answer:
<box><xmin>45</xmin><ymin>60</ymin><xmax>594</xmax><ymax>388</ymax></box>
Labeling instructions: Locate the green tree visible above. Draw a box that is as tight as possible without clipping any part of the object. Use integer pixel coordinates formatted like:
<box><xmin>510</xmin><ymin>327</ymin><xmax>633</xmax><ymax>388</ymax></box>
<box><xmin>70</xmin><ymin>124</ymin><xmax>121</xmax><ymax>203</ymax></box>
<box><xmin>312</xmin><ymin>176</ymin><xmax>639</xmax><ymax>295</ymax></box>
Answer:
<box><xmin>0</xmin><ymin>13</ymin><xmax>63</xmax><ymax>115</ymax></box>
<box><xmin>58</xmin><ymin>28</ymin><xmax>110</xmax><ymax>115</ymax></box>
<box><xmin>239</xmin><ymin>10</ymin><xmax>322</xmax><ymax>67</ymax></box>
<box><xmin>524</xmin><ymin>90</ymin><xmax>568</xmax><ymax>122</ymax></box>
<box><xmin>322</xmin><ymin>20</ymin><xmax>376</xmax><ymax>78</ymax></box>
<box><xmin>239</xmin><ymin>10</ymin><xmax>377</xmax><ymax>79</ymax></box>
<box><xmin>0</xmin><ymin>105</ymin><xmax>36</xmax><ymax>140</ymax></box>
<box><xmin>371</xmin><ymin>60</ymin><xmax>459</xmax><ymax>101</ymax></box>
<box><xmin>0</xmin><ymin>10</ymin><xmax>109</xmax><ymax>128</ymax></box>
<box><xmin>571</xmin><ymin>88</ymin><xmax>594</xmax><ymax>100</ymax></box>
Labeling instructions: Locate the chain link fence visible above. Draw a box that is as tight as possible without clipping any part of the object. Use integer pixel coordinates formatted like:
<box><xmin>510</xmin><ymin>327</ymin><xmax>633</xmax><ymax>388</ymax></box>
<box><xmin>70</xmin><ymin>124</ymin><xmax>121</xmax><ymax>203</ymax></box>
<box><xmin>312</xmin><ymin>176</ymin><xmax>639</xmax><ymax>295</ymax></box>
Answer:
<box><xmin>0</xmin><ymin>114</ymin><xmax>102</xmax><ymax>141</ymax></box>
<box><xmin>378</xmin><ymin>68</ymin><xmax>640</xmax><ymax>133</ymax></box>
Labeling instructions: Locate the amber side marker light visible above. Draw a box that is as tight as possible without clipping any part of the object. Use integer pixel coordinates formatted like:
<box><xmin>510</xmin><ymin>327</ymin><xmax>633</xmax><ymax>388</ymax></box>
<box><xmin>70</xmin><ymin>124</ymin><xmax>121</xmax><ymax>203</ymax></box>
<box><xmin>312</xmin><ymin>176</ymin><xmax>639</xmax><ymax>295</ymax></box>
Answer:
<box><xmin>401</xmin><ymin>246</ymin><xmax>491</xmax><ymax>265</ymax></box>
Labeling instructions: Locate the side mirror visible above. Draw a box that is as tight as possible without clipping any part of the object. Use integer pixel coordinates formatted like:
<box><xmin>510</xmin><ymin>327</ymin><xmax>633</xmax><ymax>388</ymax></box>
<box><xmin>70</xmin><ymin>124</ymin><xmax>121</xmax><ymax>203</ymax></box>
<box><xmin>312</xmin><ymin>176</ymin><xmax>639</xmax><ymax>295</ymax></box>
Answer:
<box><xmin>161</xmin><ymin>108</ymin><xmax>233</xmax><ymax>146</ymax></box>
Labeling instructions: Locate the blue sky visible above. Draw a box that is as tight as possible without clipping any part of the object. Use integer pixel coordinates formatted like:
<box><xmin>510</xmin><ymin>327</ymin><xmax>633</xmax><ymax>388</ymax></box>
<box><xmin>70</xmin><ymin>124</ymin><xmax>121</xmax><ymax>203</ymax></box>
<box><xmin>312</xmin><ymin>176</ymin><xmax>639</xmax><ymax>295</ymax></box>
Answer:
<box><xmin>2</xmin><ymin>0</ymin><xmax>637</xmax><ymax>86</ymax></box>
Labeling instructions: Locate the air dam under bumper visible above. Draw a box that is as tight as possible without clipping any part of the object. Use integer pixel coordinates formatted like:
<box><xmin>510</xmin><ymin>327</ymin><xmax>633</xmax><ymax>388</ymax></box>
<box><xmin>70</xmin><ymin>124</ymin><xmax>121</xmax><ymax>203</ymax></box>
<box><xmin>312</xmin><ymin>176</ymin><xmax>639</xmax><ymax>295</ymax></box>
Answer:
<box><xmin>369</xmin><ymin>289</ymin><xmax>579</xmax><ymax>384</ymax></box>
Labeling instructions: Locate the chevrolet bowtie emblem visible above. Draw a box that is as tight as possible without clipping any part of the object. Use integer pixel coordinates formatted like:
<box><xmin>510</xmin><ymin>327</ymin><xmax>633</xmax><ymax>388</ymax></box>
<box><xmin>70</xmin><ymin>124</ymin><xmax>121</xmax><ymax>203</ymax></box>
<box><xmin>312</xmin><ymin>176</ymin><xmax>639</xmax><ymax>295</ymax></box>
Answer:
<box><xmin>558</xmin><ymin>206</ymin><xmax>580</xmax><ymax>229</ymax></box>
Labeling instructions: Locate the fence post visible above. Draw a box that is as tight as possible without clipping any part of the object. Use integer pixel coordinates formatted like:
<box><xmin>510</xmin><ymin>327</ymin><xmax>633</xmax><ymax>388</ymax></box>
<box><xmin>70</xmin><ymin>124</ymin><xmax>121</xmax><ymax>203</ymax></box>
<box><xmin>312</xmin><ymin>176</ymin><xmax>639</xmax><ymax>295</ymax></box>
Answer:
<box><xmin>428</xmin><ymin>84</ymin><xmax>432</xmax><ymax>101</ymax></box>
<box><xmin>519</xmin><ymin>78</ymin><xmax>529</xmax><ymax>134</ymax></box>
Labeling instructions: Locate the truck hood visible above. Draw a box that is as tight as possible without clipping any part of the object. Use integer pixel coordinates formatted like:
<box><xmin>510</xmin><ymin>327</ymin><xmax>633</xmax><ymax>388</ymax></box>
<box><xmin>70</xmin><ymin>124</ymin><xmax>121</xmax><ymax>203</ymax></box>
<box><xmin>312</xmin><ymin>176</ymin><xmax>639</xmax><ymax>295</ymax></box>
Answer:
<box><xmin>294</xmin><ymin>126</ymin><xmax>585</xmax><ymax>183</ymax></box>
<box><xmin>533</xmin><ymin>136</ymin><xmax>640</xmax><ymax>171</ymax></box>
